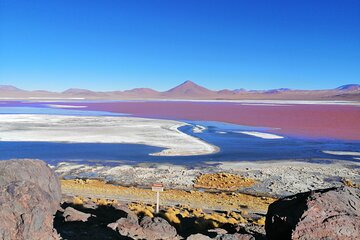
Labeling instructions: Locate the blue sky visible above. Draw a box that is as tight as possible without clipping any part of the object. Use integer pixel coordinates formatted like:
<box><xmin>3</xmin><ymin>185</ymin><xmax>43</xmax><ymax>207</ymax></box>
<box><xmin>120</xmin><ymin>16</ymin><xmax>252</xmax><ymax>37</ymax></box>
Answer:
<box><xmin>0</xmin><ymin>0</ymin><xmax>359</xmax><ymax>91</ymax></box>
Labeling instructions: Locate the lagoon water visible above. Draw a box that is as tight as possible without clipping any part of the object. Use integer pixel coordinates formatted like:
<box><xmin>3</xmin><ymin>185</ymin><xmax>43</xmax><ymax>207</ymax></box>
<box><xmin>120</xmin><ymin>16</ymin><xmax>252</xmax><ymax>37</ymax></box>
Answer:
<box><xmin>0</xmin><ymin>101</ymin><xmax>359</xmax><ymax>166</ymax></box>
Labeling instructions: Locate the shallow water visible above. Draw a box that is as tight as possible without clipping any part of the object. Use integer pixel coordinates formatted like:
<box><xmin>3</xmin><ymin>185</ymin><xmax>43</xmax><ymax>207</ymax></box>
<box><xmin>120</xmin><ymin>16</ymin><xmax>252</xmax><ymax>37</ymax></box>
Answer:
<box><xmin>0</xmin><ymin>101</ymin><xmax>359</xmax><ymax>166</ymax></box>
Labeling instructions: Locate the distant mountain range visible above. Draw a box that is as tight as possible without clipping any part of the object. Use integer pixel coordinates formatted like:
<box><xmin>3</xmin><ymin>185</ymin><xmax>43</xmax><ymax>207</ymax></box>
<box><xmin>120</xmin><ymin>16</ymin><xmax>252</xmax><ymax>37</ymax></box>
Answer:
<box><xmin>0</xmin><ymin>81</ymin><xmax>359</xmax><ymax>100</ymax></box>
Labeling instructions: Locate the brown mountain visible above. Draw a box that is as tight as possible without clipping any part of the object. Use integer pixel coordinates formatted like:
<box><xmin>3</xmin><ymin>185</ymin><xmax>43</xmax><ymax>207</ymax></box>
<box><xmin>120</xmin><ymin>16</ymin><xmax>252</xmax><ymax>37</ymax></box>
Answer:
<box><xmin>0</xmin><ymin>82</ymin><xmax>359</xmax><ymax>100</ymax></box>
<box><xmin>123</xmin><ymin>88</ymin><xmax>160</xmax><ymax>97</ymax></box>
<box><xmin>0</xmin><ymin>85</ymin><xmax>25</xmax><ymax>92</ymax></box>
<box><xmin>336</xmin><ymin>84</ymin><xmax>360</xmax><ymax>91</ymax></box>
<box><xmin>162</xmin><ymin>80</ymin><xmax>216</xmax><ymax>98</ymax></box>
<box><xmin>62</xmin><ymin>88</ymin><xmax>98</xmax><ymax>95</ymax></box>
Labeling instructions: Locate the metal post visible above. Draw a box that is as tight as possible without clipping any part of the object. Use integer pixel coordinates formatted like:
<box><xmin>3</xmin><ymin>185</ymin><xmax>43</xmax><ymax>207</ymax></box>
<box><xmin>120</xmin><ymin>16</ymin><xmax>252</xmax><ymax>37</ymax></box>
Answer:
<box><xmin>156</xmin><ymin>191</ymin><xmax>160</xmax><ymax>213</ymax></box>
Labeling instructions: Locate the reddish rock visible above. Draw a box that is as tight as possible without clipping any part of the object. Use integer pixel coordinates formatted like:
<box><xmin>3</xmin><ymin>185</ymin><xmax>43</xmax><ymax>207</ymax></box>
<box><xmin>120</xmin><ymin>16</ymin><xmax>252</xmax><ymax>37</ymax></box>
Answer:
<box><xmin>113</xmin><ymin>203</ymin><xmax>139</xmax><ymax>223</ymax></box>
<box><xmin>266</xmin><ymin>186</ymin><xmax>360</xmax><ymax>240</ymax></box>
<box><xmin>108</xmin><ymin>214</ymin><xmax>179</xmax><ymax>240</ymax></box>
<box><xmin>139</xmin><ymin>216</ymin><xmax>179</xmax><ymax>239</ymax></box>
<box><xmin>0</xmin><ymin>159</ymin><xmax>61</xmax><ymax>240</ymax></box>
<box><xmin>108</xmin><ymin>217</ymin><xmax>143</xmax><ymax>237</ymax></box>
<box><xmin>63</xmin><ymin>207</ymin><xmax>91</xmax><ymax>222</ymax></box>
<box><xmin>208</xmin><ymin>228</ymin><xmax>228</xmax><ymax>235</ymax></box>
<box><xmin>216</xmin><ymin>233</ymin><xmax>255</xmax><ymax>240</ymax></box>
<box><xmin>187</xmin><ymin>233</ymin><xmax>212</xmax><ymax>240</ymax></box>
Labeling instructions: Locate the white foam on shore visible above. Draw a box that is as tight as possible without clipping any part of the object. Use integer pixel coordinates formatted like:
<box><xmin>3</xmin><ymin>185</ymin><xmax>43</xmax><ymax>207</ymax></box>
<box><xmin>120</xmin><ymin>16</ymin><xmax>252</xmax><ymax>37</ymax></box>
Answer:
<box><xmin>192</xmin><ymin>125</ymin><xmax>207</xmax><ymax>133</ymax></box>
<box><xmin>236</xmin><ymin>131</ymin><xmax>284</xmax><ymax>139</ymax></box>
<box><xmin>46</xmin><ymin>104</ymin><xmax>87</xmax><ymax>109</ymax></box>
<box><xmin>323</xmin><ymin>151</ymin><xmax>360</xmax><ymax>157</ymax></box>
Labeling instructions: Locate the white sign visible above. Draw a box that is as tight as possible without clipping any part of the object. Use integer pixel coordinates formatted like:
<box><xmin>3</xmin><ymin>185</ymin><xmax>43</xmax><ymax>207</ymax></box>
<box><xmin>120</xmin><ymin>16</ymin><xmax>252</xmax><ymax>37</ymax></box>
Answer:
<box><xmin>152</xmin><ymin>183</ymin><xmax>164</xmax><ymax>192</ymax></box>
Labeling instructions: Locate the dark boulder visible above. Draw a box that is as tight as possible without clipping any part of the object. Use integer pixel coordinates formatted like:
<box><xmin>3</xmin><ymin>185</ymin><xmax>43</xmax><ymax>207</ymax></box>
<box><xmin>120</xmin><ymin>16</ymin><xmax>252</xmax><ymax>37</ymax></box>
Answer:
<box><xmin>0</xmin><ymin>159</ymin><xmax>61</xmax><ymax>240</ymax></box>
<box><xmin>265</xmin><ymin>186</ymin><xmax>360</xmax><ymax>240</ymax></box>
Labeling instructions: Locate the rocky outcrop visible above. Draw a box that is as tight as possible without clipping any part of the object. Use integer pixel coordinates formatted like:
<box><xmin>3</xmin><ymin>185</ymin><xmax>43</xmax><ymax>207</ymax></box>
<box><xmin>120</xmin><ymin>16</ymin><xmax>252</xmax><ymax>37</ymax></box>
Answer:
<box><xmin>63</xmin><ymin>207</ymin><xmax>91</xmax><ymax>222</ymax></box>
<box><xmin>0</xmin><ymin>159</ymin><xmax>61</xmax><ymax>240</ymax></box>
<box><xmin>265</xmin><ymin>186</ymin><xmax>360</xmax><ymax>240</ymax></box>
<box><xmin>108</xmin><ymin>214</ymin><xmax>179</xmax><ymax>239</ymax></box>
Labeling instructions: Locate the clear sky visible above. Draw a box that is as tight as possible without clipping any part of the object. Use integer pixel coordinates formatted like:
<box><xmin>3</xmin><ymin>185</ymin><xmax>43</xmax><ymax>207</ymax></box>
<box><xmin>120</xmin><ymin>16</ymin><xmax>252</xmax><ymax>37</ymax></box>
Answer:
<box><xmin>0</xmin><ymin>0</ymin><xmax>359</xmax><ymax>91</ymax></box>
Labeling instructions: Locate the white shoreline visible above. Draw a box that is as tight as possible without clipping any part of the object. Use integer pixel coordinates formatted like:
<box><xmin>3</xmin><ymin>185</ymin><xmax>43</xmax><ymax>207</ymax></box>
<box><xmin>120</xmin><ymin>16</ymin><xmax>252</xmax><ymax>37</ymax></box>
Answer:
<box><xmin>323</xmin><ymin>150</ymin><xmax>360</xmax><ymax>157</ymax></box>
<box><xmin>46</xmin><ymin>104</ymin><xmax>88</xmax><ymax>109</ymax></box>
<box><xmin>236</xmin><ymin>131</ymin><xmax>284</xmax><ymax>139</ymax></box>
<box><xmin>192</xmin><ymin>124</ymin><xmax>207</xmax><ymax>133</ymax></box>
<box><xmin>0</xmin><ymin>114</ymin><xmax>218</xmax><ymax>156</ymax></box>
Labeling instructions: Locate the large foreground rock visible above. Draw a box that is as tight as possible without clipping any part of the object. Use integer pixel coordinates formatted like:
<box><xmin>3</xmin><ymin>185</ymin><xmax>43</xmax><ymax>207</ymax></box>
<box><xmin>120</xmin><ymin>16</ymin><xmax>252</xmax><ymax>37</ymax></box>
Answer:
<box><xmin>0</xmin><ymin>159</ymin><xmax>61</xmax><ymax>240</ymax></box>
<box><xmin>266</xmin><ymin>186</ymin><xmax>360</xmax><ymax>240</ymax></box>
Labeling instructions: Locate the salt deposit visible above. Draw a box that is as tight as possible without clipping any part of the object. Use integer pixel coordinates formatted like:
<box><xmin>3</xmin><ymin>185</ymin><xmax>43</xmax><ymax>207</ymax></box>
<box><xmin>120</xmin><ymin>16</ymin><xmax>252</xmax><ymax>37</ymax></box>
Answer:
<box><xmin>0</xmin><ymin>114</ymin><xmax>218</xmax><ymax>156</ymax></box>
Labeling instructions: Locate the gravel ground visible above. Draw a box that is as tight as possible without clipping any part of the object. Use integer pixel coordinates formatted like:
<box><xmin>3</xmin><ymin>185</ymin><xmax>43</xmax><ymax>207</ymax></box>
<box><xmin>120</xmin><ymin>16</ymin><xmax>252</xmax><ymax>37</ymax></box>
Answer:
<box><xmin>54</xmin><ymin>159</ymin><xmax>360</xmax><ymax>197</ymax></box>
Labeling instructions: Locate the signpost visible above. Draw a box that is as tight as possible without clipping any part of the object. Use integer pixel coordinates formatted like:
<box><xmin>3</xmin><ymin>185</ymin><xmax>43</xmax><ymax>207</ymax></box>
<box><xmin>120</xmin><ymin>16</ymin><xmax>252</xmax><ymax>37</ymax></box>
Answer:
<box><xmin>151</xmin><ymin>183</ymin><xmax>164</xmax><ymax>213</ymax></box>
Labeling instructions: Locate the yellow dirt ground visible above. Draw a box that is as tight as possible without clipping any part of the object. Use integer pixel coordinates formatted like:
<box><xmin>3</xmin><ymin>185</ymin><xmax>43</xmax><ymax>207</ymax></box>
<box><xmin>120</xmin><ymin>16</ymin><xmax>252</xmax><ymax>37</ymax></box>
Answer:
<box><xmin>194</xmin><ymin>173</ymin><xmax>256</xmax><ymax>190</ymax></box>
<box><xmin>61</xmin><ymin>179</ymin><xmax>275</xmax><ymax>213</ymax></box>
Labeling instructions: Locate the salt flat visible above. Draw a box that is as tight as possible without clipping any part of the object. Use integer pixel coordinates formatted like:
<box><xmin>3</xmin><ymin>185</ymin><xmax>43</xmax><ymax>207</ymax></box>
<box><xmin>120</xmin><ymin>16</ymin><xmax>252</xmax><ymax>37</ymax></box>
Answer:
<box><xmin>0</xmin><ymin>114</ymin><xmax>218</xmax><ymax>156</ymax></box>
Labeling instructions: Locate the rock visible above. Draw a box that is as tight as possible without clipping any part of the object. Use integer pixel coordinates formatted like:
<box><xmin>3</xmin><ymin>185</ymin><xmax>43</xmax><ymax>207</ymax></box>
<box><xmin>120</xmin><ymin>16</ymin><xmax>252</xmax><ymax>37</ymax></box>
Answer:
<box><xmin>187</xmin><ymin>233</ymin><xmax>212</xmax><ymax>240</ymax></box>
<box><xmin>139</xmin><ymin>216</ymin><xmax>178</xmax><ymax>239</ymax></box>
<box><xmin>207</xmin><ymin>228</ymin><xmax>255</xmax><ymax>240</ymax></box>
<box><xmin>236</xmin><ymin>223</ymin><xmax>266</xmax><ymax>237</ymax></box>
<box><xmin>208</xmin><ymin>228</ymin><xmax>228</xmax><ymax>235</ymax></box>
<box><xmin>113</xmin><ymin>203</ymin><xmax>139</xmax><ymax>223</ymax></box>
<box><xmin>108</xmin><ymin>217</ymin><xmax>144</xmax><ymax>238</ymax></box>
<box><xmin>265</xmin><ymin>186</ymin><xmax>360</xmax><ymax>240</ymax></box>
<box><xmin>82</xmin><ymin>200</ymin><xmax>98</xmax><ymax>209</ymax></box>
<box><xmin>63</xmin><ymin>207</ymin><xmax>91</xmax><ymax>222</ymax></box>
<box><xmin>0</xmin><ymin>159</ymin><xmax>61</xmax><ymax>240</ymax></box>
<box><xmin>215</xmin><ymin>233</ymin><xmax>255</xmax><ymax>240</ymax></box>
<box><xmin>108</xmin><ymin>215</ymin><xmax>179</xmax><ymax>240</ymax></box>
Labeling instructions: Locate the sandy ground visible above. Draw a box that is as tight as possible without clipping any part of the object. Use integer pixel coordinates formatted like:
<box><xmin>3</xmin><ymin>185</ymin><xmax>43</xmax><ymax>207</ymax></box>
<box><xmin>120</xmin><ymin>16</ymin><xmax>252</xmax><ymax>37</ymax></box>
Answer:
<box><xmin>0</xmin><ymin>114</ymin><xmax>218</xmax><ymax>156</ymax></box>
<box><xmin>61</xmin><ymin>179</ymin><xmax>275</xmax><ymax>213</ymax></box>
<box><xmin>58</xmin><ymin>159</ymin><xmax>359</xmax><ymax>214</ymax></box>
<box><xmin>54</xmin><ymin>159</ymin><xmax>360</xmax><ymax>198</ymax></box>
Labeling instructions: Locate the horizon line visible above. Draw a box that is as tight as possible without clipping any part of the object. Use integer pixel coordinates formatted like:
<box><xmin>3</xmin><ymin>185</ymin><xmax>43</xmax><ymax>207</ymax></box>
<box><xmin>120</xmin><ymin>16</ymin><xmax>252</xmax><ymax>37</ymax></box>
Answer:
<box><xmin>0</xmin><ymin>80</ymin><xmax>358</xmax><ymax>93</ymax></box>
